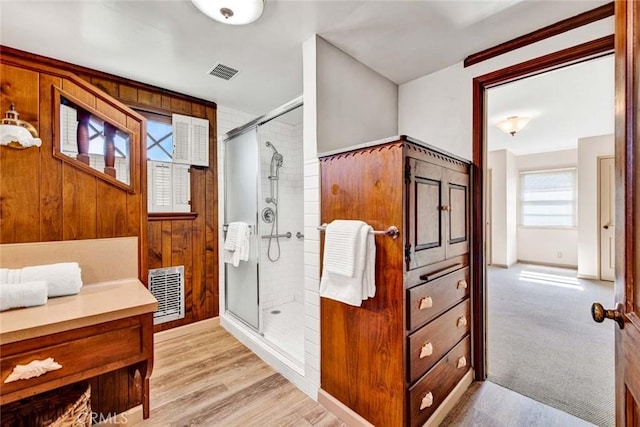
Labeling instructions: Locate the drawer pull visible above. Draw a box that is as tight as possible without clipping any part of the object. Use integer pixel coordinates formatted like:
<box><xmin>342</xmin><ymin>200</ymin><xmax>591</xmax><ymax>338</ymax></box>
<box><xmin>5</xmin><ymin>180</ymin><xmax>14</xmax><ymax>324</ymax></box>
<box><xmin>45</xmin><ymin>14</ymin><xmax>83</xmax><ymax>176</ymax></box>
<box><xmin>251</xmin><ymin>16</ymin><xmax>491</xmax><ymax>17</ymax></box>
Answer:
<box><xmin>457</xmin><ymin>316</ymin><xmax>468</xmax><ymax>328</ymax></box>
<box><xmin>4</xmin><ymin>357</ymin><xmax>62</xmax><ymax>383</ymax></box>
<box><xmin>420</xmin><ymin>392</ymin><xmax>434</xmax><ymax>410</ymax></box>
<box><xmin>457</xmin><ymin>356</ymin><xmax>467</xmax><ymax>368</ymax></box>
<box><xmin>419</xmin><ymin>342</ymin><xmax>433</xmax><ymax>358</ymax></box>
<box><xmin>457</xmin><ymin>279</ymin><xmax>468</xmax><ymax>289</ymax></box>
<box><xmin>419</xmin><ymin>297</ymin><xmax>433</xmax><ymax>310</ymax></box>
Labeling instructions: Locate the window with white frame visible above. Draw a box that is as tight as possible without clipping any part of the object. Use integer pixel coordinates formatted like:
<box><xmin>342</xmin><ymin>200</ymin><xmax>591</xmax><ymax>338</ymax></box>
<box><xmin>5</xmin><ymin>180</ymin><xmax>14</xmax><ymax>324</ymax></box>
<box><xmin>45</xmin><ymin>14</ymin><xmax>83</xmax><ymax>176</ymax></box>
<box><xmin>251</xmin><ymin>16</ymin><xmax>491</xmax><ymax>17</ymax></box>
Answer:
<box><xmin>519</xmin><ymin>168</ymin><xmax>576</xmax><ymax>227</ymax></box>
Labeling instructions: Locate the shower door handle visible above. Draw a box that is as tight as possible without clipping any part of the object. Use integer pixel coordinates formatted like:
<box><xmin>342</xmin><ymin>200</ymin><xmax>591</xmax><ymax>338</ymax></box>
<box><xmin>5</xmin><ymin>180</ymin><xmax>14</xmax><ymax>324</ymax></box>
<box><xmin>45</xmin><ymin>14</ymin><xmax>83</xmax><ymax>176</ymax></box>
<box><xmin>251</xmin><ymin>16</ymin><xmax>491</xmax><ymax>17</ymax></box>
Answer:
<box><xmin>296</xmin><ymin>232</ymin><xmax>304</xmax><ymax>239</ymax></box>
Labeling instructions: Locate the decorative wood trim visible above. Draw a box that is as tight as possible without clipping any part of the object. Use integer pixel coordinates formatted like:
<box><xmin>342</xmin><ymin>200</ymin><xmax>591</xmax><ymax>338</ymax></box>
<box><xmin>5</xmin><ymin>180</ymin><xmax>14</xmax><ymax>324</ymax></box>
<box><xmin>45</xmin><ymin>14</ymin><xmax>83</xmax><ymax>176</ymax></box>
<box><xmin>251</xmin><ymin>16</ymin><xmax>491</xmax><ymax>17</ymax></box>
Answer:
<box><xmin>464</xmin><ymin>2</ymin><xmax>614</xmax><ymax>67</ymax></box>
<box><xmin>471</xmin><ymin>36</ymin><xmax>614</xmax><ymax>382</ymax></box>
<box><xmin>148</xmin><ymin>212</ymin><xmax>198</xmax><ymax>221</ymax></box>
<box><xmin>0</xmin><ymin>46</ymin><xmax>216</xmax><ymax>109</ymax></box>
<box><xmin>52</xmin><ymin>86</ymin><xmax>136</xmax><ymax>193</ymax></box>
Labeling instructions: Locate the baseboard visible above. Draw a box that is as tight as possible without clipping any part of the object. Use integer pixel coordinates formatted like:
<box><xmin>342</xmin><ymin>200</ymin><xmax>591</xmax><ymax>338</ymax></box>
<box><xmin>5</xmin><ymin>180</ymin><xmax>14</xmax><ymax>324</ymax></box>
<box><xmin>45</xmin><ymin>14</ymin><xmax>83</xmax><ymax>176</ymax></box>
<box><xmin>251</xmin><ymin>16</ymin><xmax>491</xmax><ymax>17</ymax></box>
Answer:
<box><xmin>154</xmin><ymin>317</ymin><xmax>219</xmax><ymax>344</ymax></box>
<box><xmin>317</xmin><ymin>389</ymin><xmax>375</xmax><ymax>427</ymax></box>
<box><xmin>425</xmin><ymin>369</ymin><xmax>473</xmax><ymax>427</ymax></box>
<box><xmin>517</xmin><ymin>260</ymin><xmax>578</xmax><ymax>269</ymax></box>
<box><xmin>318</xmin><ymin>371</ymin><xmax>472</xmax><ymax>427</ymax></box>
<box><xmin>576</xmin><ymin>273</ymin><xmax>599</xmax><ymax>280</ymax></box>
<box><xmin>490</xmin><ymin>263</ymin><xmax>509</xmax><ymax>268</ymax></box>
<box><xmin>94</xmin><ymin>405</ymin><xmax>143</xmax><ymax>426</ymax></box>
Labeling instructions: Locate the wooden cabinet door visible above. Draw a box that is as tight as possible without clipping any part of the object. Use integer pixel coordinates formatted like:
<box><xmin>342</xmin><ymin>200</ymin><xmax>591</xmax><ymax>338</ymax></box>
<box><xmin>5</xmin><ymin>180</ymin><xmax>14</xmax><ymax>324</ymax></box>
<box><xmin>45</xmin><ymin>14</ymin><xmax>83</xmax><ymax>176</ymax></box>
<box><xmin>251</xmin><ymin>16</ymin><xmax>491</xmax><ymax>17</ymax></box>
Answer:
<box><xmin>444</xmin><ymin>168</ymin><xmax>470</xmax><ymax>259</ymax></box>
<box><xmin>407</xmin><ymin>158</ymin><xmax>445</xmax><ymax>269</ymax></box>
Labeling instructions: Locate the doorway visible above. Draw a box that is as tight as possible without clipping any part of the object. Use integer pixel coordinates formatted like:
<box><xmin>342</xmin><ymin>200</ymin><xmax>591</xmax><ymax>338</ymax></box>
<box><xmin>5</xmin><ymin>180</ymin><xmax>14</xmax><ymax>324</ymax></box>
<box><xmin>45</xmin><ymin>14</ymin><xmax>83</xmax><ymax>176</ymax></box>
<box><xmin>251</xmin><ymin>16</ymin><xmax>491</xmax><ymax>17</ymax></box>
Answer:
<box><xmin>472</xmin><ymin>39</ymin><xmax>616</xmax><ymax>427</ymax></box>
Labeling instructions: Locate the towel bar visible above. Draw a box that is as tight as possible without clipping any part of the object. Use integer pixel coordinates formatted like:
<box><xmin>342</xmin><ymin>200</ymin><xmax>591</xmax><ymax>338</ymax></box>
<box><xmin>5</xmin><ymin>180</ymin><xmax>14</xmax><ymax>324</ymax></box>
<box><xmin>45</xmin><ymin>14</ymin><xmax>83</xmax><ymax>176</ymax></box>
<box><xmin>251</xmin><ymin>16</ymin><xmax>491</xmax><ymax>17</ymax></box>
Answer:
<box><xmin>222</xmin><ymin>223</ymin><xmax>254</xmax><ymax>234</ymax></box>
<box><xmin>317</xmin><ymin>223</ymin><xmax>400</xmax><ymax>239</ymax></box>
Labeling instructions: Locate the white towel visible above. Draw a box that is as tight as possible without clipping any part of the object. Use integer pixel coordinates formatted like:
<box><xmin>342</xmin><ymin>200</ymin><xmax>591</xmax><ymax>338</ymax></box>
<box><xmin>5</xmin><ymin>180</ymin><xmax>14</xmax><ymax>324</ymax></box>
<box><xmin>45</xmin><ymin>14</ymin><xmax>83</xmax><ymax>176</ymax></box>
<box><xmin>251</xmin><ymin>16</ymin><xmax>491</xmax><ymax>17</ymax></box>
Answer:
<box><xmin>319</xmin><ymin>223</ymin><xmax>376</xmax><ymax>307</ymax></box>
<box><xmin>323</xmin><ymin>220</ymin><xmax>366</xmax><ymax>277</ymax></box>
<box><xmin>0</xmin><ymin>281</ymin><xmax>48</xmax><ymax>311</ymax></box>
<box><xmin>0</xmin><ymin>262</ymin><xmax>83</xmax><ymax>297</ymax></box>
<box><xmin>224</xmin><ymin>223</ymin><xmax>239</xmax><ymax>251</ymax></box>
<box><xmin>223</xmin><ymin>222</ymin><xmax>251</xmax><ymax>267</ymax></box>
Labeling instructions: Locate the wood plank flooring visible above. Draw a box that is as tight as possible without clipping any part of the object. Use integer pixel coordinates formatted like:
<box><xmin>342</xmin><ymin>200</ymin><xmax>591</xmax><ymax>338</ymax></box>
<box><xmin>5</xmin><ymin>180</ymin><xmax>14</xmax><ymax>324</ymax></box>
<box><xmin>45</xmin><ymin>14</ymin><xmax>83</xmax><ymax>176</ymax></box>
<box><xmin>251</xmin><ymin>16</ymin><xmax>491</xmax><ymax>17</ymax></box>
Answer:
<box><xmin>138</xmin><ymin>323</ymin><xmax>345</xmax><ymax>427</ymax></box>
<box><xmin>140</xmin><ymin>321</ymin><xmax>595</xmax><ymax>427</ymax></box>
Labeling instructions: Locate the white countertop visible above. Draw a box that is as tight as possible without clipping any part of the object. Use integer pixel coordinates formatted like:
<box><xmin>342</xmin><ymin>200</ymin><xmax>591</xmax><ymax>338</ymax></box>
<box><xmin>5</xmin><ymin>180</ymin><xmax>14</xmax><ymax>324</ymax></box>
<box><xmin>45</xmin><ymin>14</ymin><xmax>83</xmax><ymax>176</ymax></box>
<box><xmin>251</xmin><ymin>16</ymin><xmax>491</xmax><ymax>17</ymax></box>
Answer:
<box><xmin>0</xmin><ymin>279</ymin><xmax>157</xmax><ymax>345</ymax></box>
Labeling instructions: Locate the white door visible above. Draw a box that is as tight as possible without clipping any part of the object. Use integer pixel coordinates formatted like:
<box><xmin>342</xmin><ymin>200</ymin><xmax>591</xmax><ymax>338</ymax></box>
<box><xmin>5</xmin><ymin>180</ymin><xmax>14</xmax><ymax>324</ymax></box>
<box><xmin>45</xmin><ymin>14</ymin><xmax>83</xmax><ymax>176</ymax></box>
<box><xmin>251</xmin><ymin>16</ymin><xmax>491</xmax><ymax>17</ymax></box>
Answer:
<box><xmin>486</xmin><ymin>168</ymin><xmax>492</xmax><ymax>266</ymax></box>
<box><xmin>599</xmin><ymin>156</ymin><xmax>615</xmax><ymax>281</ymax></box>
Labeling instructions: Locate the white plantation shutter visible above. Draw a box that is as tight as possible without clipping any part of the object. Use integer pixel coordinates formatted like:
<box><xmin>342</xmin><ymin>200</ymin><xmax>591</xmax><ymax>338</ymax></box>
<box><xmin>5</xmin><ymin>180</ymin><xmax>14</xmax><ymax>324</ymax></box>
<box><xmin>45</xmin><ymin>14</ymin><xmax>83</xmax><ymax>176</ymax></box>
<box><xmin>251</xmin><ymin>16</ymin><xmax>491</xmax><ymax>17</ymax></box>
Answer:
<box><xmin>148</xmin><ymin>161</ymin><xmax>173</xmax><ymax>212</ymax></box>
<box><xmin>171</xmin><ymin>114</ymin><xmax>209</xmax><ymax>167</ymax></box>
<box><xmin>172</xmin><ymin>163</ymin><xmax>191</xmax><ymax>212</ymax></box>
<box><xmin>191</xmin><ymin>117</ymin><xmax>209</xmax><ymax>166</ymax></box>
<box><xmin>60</xmin><ymin>104</ymin><xmax>78</xmax><ymax>153</ymax></box>
<box><xmin>172</xmin><ymin>114</ymin><xmax>191</xmax><ymax>164</ymax></box>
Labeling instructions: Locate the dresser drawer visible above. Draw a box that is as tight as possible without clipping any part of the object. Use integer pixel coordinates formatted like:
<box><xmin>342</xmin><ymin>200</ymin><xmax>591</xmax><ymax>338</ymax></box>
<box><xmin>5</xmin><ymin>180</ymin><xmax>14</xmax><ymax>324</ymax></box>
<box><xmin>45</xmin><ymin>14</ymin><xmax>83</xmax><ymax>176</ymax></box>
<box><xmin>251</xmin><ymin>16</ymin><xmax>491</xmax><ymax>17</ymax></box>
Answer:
<box><xmin>408</xmin><ymin>336</ymin><xmax>471</xmax><ymax>427</ymax></box>
<box><xmin>407</xmin><ymin>266</ymin><xmax>469</xmax><ymax>332</ymax></box>
<box><xmin>408</xmin><ymin>299</ymin><xmax>470</xmax><ymax>383</ymax></box>
<box><xmin>1</xmin><ymin>316</ymin><xmax>148</xmax><ymax>403</ymax></box>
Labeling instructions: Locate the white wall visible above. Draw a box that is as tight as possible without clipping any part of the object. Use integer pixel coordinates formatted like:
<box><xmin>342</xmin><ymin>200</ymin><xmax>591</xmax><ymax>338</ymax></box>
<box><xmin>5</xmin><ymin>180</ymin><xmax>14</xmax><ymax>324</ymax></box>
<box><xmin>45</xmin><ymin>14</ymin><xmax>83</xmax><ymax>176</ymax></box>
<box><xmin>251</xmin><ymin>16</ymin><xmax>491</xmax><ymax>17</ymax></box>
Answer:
<box><xmin>577</xmin><ymin>134</ymin><xmax>614</xmax><ymax>278</ymax></box>
<box><xmin>516</xmin><ymin>149</ymin><xmax>579</xmax><ymax>267</ymax></box>
<box><xmin>488</xmin><ymin>150</ymin><xmax>518</xmax><ymax>267</ymax></box>
<box><xmin>398</xmin><ymin>18</ymin><xmax>613</xmax><ymax>160</ymax></box>
<box><xmin>300</xmin><ymin>35</ymin><xmax>400</xmax><ymax>398</ymax></box>
<box><xmin>315</xmin><ymin>36</ymin><xmax>398</xmax><ymax>154</ymax></box>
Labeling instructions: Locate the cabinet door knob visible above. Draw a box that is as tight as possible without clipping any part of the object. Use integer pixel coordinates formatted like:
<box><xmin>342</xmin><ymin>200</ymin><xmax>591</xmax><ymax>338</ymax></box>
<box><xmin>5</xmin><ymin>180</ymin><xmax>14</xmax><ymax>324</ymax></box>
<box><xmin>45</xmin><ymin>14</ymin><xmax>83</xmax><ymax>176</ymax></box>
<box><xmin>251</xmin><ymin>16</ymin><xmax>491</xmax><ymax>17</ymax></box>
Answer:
<box><xmin>419</xmin><ymin>297</ymin><xmax>433</xmax><ymax>310</ymax></box>
<box><xmin>420</xmin><ymin>392</ymin><xmax>434</xmax><ymax>410</ymax></box>
<box><xmin>457</xmin><ymin>356</ymin><xmax>467</xmax><ymax>369</ymax></box>
<box><xmin>457</xmin><ymin>279</ymin><xmax>468</xmax><ymax>289</ymax></box>
<box><xmin>419</xmin><ymin>342</ymin><xmax>433</xmax><ymax>358</ymax></box>
<box><xmin>457</xmin><ymin>316</ymin><xmax>468</xmax><ymax>328</ymax></box>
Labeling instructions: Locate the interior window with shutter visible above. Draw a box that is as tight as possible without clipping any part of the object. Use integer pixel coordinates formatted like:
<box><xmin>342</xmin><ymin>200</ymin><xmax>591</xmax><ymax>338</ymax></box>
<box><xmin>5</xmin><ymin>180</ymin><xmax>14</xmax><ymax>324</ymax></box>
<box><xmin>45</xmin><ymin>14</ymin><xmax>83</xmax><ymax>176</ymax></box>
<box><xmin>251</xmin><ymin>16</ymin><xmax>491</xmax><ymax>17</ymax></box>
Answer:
<box><xmin>172</xmin><ymin>114</ymin><xmax>191</xmax><ymax>164</ymax></box>
<box><xmin>519</xmin><ymin>168</ymin><xmax>576</xmax><ymax>227</ymax></box>
<box><xmin>172</xmin><ymin>113</ymin><xmax>210</xmax><ymax>167</ymax></box>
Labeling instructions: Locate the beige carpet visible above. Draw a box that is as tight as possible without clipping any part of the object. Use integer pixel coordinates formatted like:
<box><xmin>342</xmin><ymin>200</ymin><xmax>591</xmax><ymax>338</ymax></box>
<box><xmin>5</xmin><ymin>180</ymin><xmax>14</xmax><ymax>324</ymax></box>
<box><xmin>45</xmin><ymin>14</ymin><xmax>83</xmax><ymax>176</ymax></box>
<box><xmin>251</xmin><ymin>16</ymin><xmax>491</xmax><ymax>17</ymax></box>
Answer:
<box><xmin>487</xmin><ymin>263</ymin><xmax>615</xmax><ymax>427</ymax></box>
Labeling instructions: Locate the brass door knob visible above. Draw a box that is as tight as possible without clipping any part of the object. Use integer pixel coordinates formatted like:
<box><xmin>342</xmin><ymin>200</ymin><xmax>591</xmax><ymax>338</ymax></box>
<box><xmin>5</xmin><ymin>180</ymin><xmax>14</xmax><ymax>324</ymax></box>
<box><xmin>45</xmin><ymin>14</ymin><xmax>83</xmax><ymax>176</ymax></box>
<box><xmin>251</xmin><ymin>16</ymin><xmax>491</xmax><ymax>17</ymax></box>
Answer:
<box><xmin>591</xmin><ymin>302</ymin><xmax>624</xmax><ymax>329</ymax></box>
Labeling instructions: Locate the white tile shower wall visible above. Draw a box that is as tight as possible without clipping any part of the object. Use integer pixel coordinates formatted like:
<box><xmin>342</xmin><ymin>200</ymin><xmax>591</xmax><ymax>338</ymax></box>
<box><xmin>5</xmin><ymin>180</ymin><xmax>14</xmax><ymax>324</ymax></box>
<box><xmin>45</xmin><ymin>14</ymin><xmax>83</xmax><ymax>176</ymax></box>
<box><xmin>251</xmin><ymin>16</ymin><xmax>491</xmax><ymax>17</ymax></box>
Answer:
<box><xmin>259</xmin><ymin>119</ymin><xmax>304</xmax><ymax>309</ymax></box>
<box><xmin>303</xmin><ymin>158</ymin><xmax>321</xmax><ymax>396</ymax></box>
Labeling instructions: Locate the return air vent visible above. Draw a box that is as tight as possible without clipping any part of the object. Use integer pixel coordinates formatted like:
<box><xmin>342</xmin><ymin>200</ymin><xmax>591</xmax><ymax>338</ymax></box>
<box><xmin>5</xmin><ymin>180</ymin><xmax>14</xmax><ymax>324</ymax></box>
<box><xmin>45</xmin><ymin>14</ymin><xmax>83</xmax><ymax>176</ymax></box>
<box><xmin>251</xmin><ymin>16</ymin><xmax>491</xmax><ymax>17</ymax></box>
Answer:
<box><xmin>149</xmin><ymin>266</ymin><xmax>185</xmax><ymax>325</ymax></box>
<box><xmin>209</xmin><ymin>63</ymin><xmax>239</xmax><ymax>81</ymax></box>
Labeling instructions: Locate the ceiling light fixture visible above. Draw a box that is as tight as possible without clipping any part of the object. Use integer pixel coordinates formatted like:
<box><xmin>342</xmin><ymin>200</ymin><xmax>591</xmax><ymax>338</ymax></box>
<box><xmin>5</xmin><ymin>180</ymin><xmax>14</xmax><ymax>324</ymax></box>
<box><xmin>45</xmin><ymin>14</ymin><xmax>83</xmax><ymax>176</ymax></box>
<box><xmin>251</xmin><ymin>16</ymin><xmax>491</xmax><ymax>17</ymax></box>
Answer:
<box><xmin>191</xmin><ymin>0</ymin><xmax>264</xmax><ymax>25</ymax></box>
<box><xmin>0</xmin><ymin>103</ymin><xmax>42</xmax><ymax>149</ymax></box>
<box><xmin>496</xmin><ymin>116</ymin><xmax>530</xmax><ymax>136</ymax></box>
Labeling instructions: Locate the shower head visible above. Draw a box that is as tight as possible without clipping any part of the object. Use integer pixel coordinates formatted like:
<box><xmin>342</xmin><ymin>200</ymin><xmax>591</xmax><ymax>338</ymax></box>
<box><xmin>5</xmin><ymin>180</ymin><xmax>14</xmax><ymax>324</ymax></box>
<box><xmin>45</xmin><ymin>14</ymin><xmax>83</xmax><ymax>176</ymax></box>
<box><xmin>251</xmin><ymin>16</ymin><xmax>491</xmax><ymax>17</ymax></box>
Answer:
<box><xmin>265</xmin><ymin>141</ymin><xmax>279</xmax><ymax>154</ymax></box>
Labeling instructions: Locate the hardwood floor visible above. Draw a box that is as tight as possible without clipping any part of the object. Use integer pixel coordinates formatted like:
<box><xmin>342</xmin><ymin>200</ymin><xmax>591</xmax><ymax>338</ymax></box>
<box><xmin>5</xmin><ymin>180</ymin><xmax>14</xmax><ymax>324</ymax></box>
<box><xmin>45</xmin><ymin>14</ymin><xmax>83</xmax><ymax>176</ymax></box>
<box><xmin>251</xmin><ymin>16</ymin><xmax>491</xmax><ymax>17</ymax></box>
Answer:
<box><xmin>441</xmin><ymin>381</ymin><xmax>595</xmax><ymax>427</ymax></box>
<box><xmin>140</xmin><ymin>321</ymin><xmax>595</xmax><ymax>427</ymax></box>
<box><xmin>138</xmin><ymin>323</ymin><xmax>345</xmax><ymax>427</ymax></box>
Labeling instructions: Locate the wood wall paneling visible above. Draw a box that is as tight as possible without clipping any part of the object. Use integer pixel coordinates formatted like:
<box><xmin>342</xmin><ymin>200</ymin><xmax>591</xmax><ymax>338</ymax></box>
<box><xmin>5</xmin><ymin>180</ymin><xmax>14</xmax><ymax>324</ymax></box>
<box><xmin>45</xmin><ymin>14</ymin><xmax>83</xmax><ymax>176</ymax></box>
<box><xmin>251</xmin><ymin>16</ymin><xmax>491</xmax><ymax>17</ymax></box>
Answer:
<box><xmin>38</xmin><ymin>74</ymin><xmax>64</xmax><ymax>242</ymax></box>
<box><xmin>1</xmin><ymin>46</ymin><xmax>218</xmax><ymax>416</ymax></box>
<box><xmin>0</xmin><ymin>64</ymin><xmax>41</xmax><ymax>243</ymax></box>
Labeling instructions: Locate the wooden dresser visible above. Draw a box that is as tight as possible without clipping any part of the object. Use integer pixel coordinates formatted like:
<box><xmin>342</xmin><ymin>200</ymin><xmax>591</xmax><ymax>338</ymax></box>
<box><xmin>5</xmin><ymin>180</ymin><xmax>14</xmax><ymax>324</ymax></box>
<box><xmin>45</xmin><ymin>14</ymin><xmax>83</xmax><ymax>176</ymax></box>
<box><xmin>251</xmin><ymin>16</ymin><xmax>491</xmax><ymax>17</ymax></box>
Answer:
<box><xmin>319</xmin><ymin>136</ymin><xmax>471</xmax><ymax>427</ymax></box>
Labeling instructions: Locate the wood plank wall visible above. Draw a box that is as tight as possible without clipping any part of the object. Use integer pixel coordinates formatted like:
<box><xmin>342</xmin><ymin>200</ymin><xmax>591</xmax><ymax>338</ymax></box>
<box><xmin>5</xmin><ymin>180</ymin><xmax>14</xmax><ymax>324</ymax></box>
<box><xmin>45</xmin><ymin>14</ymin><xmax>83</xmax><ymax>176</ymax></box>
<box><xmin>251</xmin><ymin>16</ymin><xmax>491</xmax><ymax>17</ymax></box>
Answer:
<box><xmin>0</xmin><ymin>46</ymin><xmax>219</xmax><ymax>416</ymax></box>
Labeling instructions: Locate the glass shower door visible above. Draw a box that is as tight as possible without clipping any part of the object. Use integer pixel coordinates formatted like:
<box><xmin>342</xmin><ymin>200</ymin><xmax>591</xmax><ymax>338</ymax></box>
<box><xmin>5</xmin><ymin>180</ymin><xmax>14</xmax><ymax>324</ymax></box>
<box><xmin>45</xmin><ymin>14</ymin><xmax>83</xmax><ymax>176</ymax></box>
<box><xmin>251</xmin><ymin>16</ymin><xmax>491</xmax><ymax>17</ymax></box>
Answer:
<box><xmin>225</xmin><ymin>128</ymin><xmax>260</xmax><ymax>330</ymax></box>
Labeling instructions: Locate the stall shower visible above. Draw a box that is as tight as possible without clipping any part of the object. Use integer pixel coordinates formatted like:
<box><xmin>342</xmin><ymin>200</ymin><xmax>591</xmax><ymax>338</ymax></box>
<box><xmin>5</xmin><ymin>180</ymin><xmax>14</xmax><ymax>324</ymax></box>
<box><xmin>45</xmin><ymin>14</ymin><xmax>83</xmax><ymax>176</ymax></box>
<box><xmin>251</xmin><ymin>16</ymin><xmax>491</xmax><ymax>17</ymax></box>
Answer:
<box><xmin>223</xmin><ymin>99</ymin><xmax>305</xmax><ymax>367</ymax></box>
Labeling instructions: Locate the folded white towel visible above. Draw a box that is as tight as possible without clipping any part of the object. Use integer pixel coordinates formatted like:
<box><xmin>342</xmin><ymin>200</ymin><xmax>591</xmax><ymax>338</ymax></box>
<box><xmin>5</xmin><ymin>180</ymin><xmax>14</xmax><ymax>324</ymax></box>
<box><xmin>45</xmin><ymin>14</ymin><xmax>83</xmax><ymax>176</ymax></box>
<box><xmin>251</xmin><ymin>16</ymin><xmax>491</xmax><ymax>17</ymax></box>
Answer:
<box><xmin>0</xmin><ymin>262</ymin><xmax>83</xmax><ymax>297</ymax></box>
<box><xmin>323</xmin><ymin>220</ymin><xmax>366</xmax><ymax>277</ymax></box>
<box><xmin>224</xmin><ymin>223</ymin><xmax>239</xmax><ymax>251</ymax></box>
<box><xmin>223</xmin><ymin>222</ymin><xmax>251</xmax><ymax>267</ymax></box>
<box><xmin>0</xmin><ymin>281</ymin><xmax>48</xmax><ymax>311</ymax></box>
<box><xmin>320</xmin><ymin>223</ymin><xmax>376</xmax><ymax>307</ymax></box>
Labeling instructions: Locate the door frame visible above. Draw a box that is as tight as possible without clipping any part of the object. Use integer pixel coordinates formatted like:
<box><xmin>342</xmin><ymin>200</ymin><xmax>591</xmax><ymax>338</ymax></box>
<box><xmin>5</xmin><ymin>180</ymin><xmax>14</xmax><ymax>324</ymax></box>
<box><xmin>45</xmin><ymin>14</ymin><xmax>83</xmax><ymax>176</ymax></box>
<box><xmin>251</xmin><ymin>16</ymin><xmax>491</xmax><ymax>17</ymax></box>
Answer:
<box><xmin>470</xmin><ymin>36</ymin><xmax>615</xmax><ymax>380</ymax></box>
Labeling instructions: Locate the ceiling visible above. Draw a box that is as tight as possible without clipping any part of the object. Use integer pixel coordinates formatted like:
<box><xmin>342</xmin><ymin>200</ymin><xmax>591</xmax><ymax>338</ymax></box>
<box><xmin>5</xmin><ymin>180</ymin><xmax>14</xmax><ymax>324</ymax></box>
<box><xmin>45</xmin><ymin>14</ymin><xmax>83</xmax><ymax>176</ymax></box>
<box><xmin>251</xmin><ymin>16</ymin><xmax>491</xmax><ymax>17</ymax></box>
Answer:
<box><xmin>487</xmin><ymin>54</ymin><xmax>614</xmax><ymax>156</ymax></box>
<box><xmin>0</xmin><ymin>0</ymin><xmax>609</xmax><ymax>119</ymax></box>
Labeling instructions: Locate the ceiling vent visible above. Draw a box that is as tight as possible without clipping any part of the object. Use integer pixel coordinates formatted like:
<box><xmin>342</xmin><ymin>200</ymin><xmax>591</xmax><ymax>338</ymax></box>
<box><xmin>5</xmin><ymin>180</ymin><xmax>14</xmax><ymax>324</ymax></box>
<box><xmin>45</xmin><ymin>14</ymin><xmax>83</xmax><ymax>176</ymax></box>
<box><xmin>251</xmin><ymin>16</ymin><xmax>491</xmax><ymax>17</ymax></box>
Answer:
<box><xmin>209</xmin><ymin>63</ymin><xmax>239</xmax><ymax>81</ymax></box>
